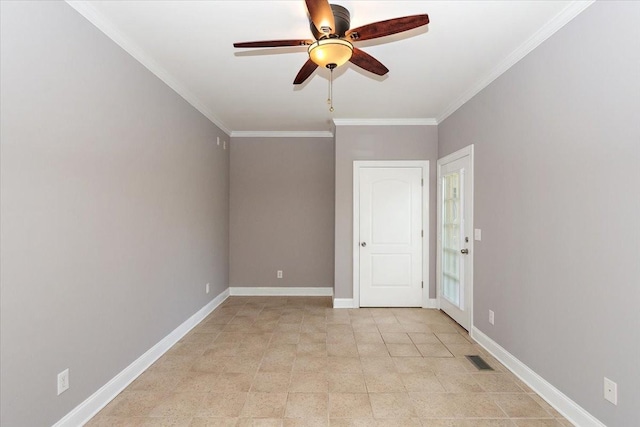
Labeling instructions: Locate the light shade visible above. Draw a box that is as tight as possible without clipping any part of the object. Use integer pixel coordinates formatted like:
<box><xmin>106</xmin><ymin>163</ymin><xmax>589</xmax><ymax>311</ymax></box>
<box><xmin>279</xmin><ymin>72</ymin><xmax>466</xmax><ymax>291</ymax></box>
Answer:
<box><xmin>308</xmin><ymin>38</ymin><xmax>353</xmax><ymax>68</ymax></box>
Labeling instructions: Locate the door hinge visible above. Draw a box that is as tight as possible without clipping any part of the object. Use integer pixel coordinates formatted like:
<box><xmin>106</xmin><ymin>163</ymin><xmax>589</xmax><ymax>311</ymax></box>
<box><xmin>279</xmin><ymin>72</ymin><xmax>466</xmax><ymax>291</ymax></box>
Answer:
<box><xmin>421</xmin><ymin>230</ymin><xmax>424</xmax><ymax>238</ymax></box>
<box><xmin>421</xmin><ymin>178</ymin><xmax>424</xmax><ymax>186</ymax></box>
<box><xmin>421</xmin><ymin>281</ymin><xmax>424</xmax><ymax>289</ymax></box>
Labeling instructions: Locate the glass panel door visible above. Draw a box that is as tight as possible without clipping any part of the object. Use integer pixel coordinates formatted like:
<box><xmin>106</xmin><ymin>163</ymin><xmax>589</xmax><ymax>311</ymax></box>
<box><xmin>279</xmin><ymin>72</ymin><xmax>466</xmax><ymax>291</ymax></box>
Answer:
<box><xmin>441</xmin><ymin>170</ymin><xmax>464</xmax><ymax>309</ymax></box>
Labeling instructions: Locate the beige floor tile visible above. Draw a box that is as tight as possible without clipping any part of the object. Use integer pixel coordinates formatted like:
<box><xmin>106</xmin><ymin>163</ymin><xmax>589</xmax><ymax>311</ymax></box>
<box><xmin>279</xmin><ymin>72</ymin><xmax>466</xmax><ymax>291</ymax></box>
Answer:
<box><xmin>326</xmin><ymin>356</ymin><xmax>362</xmax><ymax>373</ymax></box>
<box><xmin>285</xmin><ymin>392</ymin><xmax>328</xmax><ymax>418</ymax></box>
<box><xmin>299</xmin><ymin>332</ymin><xmax>327</xmax><ymax>342</ymax></box>
<box><xmin>100</xmin><ymin>391</ymin><xmax>167</xmax><ymax>417</ymax></box>
<box><xmin>415</xmin><ymin>343</ymin><xmax>454</xmax><ymax>358</ymax></box>
<box><xmin>300</xmin><ymin>322</ymin><xmax>327</xmax><ymax>339</ymax></box>
<box><xmin>529</xmin><ymin>394</ymin><xmax>563</xmax><ymax>418</ymax></box>
<box><xmin>329</xmin><ymin>418</ymin><xmax>375</xmax><ymax>427</ymax></box>
<box><xmin>492</xmin><ymin>394</ymin><xmax>553</xmax><ymax>418</ymax></box>
<box><xmin>328</xmin><ymin>372</ymin><xmax>367</xmax><ymax>392</ymax></box>
<box><xmin>213</xmin><ymin>373</ymin><xmax>253</xmax><ymax>392</ymax></box>
<box><xmin>329</xmin><ymin>393</ymin><xmax>373</xmax><ymax>418</ymax></box>
<box><xmin>357</xmin><ymin>343</ymin><xmax>390</xmax><ymax>357</ymax></box>
<box><xmin>435</xmin><ymin>373</ymin><xmax>483</xmax><ymax>393</ymax></box>
<box><xmin>425</xmin><ymin>358</ymin><xmax>469</xmax><ymax>374</ymax></box>
<box><xmin>293</xmin><ymin>355</ymin><xmax>328</xmax><ymax>372</ymax></box>
<box><xmin>251</xmin><ymin>372</ymin><xmax>291</xmax><ymax>392</ymax></box>
<box><xmin>443</xmin><ymin>343</ymin><xmax>484</xmax><ymax>357</ymax></box>
<box><xmin>327</xmin><ymin>324</ymin><xmax>353</xmax><ymax>335</ymax></box>
<box><xmin>284</xmin><ymin>417</ymin><xmax>328</xmax><ymax>427</ymax></box>
<box><xmin>129</xmin><ymin>368</ymin><xmax>186</xmax><ymax>392</ymax></box>
<box><xmin>327</xmin><ymin>342</ymin><xmax>359</xmax><ymax>357</ymax></box>
<box><xmin>361</xmin><ymin>357</ymin><xmax>397</xmax><ymax>374</ymax></box>
<box><xmin>240</xmin><ymin>392</ymin><xmax>287</xmax><ymax>418</ymax></box>
<box><xmin>435</xmin><ymin>332</ymin><xmax>471</xmax><ymax>344</ymax></box>
<box><xmin>381</xmin><ymin>333</ymin><xmax>413</xmax><ymax>344</ymax></box>
<box><xmin>369</xmin><ymin>393</ymin><xmax>416</xmax><ymax>418</ymax></box>
<box><xmin>354</xmin><ymin>332</ymin><xmax>385</xmax><ymax>343</ymax></box>
<box><xmin>393</xmin><ymin>357</ymin><xmax>433</xmax><ymax>374</ymax></box>
<box><xmin>236</xmin><ymin>418</ymin><xmax>284</xmax><ymax>427</ymax></box>
<box><xmin>513</xmin><ymin>420</ymin><xmax>565</xmax><ymax>427</ymax></box>
<box><xmin>377</xmin><ymin>324</ymin><xmax>406</xmax><ymax>333</ymax></box>
<box><xmin>386</xmin><ymin>344</ymin><xmax>421</xmax><ymax>357</ymax></box>
<box><xmin>87</xmin><ymin>298</ymin><xmax>573</xmax><ymax>427</ymax></box>
<box><xmin>272</xmin><ymin>333</ymin><xmax>300</xmax><ymax>344</ymax></box>
<box><xmin>409</xmin><ymin>392</ymin><xmax>506</xmax><ymax>418</ymax></box>
<box><xmin>365</xmin><ymin>373</ymin><xmax>406</xmax><ymax>392</ymax></box>
<box><xmin>473</xmin><ymin>373</ymin><xmax>526</xmax><ymax>393</ymax></box>
<box><xmin>149</xmin><ymin>392</ymin><xmax>205</xmax><ymax>417</ymax></box>
<box><xmin>351</xmin><ymin>323</ymin><xmax>380</xmax><ymax>333</ymax></box>
<box><xmin>420</xmin><ymin>420</ymin><xmax>515</xmax><ymax>427</ymax></box>
<box><xmin>296</xmin><ymin>342</ymin><xmax>327</xmax><ymax>356</ymax></box>
<box><xmin>175</xmin><ymin>372</ymin><xmax>220</xmax><ymax>392</ymax></box>
<box><xmin>400</xmin><ymin>372</ymin><xmax>445</xmax><ymax>392</ymax></box>
<box><xmin>151</xmin><ymin>354</ymin><xmax>199</xmax><ymax>372</ymax></box>
<box><xmin>289</xmin><ymin>372</ymin><xmax>329</xmax><ymax>392</ymax></box>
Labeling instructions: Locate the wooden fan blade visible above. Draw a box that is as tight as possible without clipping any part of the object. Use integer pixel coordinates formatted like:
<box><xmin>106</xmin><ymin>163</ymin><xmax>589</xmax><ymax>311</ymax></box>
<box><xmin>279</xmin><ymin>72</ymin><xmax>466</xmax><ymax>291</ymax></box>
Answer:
<box><xmin>346</xmin><ymin>14</ymin><xmax>429</xmax><ymax>42</ymax></box>
<box><xmin>305</xmin><ymin>0</ymin><xmax>335</xmax><ymax>35</ymax></box>
<box><xmin>293</xmin><ymin>59</ymin><xmax>318</xmax><ymax>85</ymax></box>
<box><xmin>349</xmin><ymin>48</ymin><xmax>389</xmax><ymax>76</ymax></box>
<box><xmin>234</xmin><ymin>39</ymin><xmax>313</xmax><ymax>48</ymax></box>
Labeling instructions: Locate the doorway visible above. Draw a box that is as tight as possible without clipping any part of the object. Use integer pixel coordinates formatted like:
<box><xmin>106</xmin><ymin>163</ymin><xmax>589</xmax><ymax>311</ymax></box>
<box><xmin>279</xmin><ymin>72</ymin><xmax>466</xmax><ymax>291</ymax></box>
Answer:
<box><xmin>353</xmin><ymin>161</ymin><xmax>429</xmax><ymax>308</ymax></box>
<box><xmin>437</xmin><ymin>145</ymin><xmax>474</xmax><ymax>330</ymax></box>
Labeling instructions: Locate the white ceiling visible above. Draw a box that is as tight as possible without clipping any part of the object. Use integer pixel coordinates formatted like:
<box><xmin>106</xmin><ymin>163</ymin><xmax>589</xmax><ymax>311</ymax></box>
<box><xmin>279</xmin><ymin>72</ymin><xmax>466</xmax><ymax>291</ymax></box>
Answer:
<box><xmin>67</xmin><ymin>1</ymin><xmax>593</xmax><ymax>135</ymax></box>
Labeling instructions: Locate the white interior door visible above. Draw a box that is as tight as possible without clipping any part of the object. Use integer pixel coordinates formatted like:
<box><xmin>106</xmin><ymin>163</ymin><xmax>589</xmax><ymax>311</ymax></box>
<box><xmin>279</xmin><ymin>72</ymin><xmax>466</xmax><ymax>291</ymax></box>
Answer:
<box><xmin>437</xmin><ymin>147</ymin><xmax>473</xmax><ymax>330</ymax></box>
<box><xmin>359</xmin><ymin>167</ymin><xmax>423</xmax><ymax>307</ymax></box>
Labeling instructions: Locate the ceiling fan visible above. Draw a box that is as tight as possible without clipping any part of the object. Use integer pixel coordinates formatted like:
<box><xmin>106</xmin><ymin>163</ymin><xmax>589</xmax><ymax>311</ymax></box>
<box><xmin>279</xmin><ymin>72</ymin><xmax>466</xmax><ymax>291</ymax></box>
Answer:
<box><xmin>233</xmin><ymin>0</ymin><xmax>429</xmax><ymax>85</ymax></box>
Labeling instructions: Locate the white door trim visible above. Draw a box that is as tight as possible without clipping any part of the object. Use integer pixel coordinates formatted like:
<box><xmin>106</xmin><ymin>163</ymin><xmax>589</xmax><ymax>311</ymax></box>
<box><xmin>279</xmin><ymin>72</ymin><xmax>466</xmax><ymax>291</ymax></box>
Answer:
<box><xmin>353</xmin><ymin>160</ymin><xmax>430</xmax><ymax>308</ymax></box>
<box><xmin>437</xmin><ymin>145</ymin><xmax>474</xmax><ymax>330</ymax></box>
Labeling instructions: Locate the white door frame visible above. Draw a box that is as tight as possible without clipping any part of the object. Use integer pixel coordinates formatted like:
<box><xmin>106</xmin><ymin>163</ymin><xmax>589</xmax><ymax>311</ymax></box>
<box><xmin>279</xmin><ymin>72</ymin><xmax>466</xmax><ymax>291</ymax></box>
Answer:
<box><xmin>437</xmin><ymin>145</ymin><xmax>474</xmax><ymax>329</ymax></box>
<box><xmin>353</xmin><ymin>160</ymin><xmax>430</xmax><ymax>308</ymax></box>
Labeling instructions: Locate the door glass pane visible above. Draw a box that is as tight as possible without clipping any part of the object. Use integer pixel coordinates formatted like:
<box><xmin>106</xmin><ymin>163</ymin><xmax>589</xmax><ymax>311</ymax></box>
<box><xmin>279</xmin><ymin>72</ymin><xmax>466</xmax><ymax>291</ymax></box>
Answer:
<box><xmin>441</xmin><ymin>172</ymin><xmax>463</xmax><ymax>308</ymax></box>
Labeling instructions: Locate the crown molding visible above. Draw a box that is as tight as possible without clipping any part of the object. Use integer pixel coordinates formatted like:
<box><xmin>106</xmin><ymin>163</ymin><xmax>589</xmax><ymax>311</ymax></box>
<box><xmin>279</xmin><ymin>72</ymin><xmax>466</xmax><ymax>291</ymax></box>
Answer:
<box><xmin>436</xmin><ymin>0</ymin><xmax>596</xmax><ymax>123</ymax></box>
<box><xmin>333</xmin><ymin>118</ymin><xmax>438</xmax><ymax>126</ymax></box>
<box><xmin>65</xmin><ymin>1</ymin><xmax>232</xmax><ymax>136</ymax></box>
<box><xmin>230</xmin><ymin>131</ymin><xmax>334</xmax><ymax>138</ymax></box>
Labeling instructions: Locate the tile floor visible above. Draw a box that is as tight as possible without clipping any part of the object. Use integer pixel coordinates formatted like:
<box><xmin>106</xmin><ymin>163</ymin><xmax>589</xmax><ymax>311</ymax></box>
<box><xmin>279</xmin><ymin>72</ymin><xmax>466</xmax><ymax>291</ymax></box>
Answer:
<box><xmin>87</xmin><ymin>296</ymin><xmax>573</xmax><ymax>426</ymax></box>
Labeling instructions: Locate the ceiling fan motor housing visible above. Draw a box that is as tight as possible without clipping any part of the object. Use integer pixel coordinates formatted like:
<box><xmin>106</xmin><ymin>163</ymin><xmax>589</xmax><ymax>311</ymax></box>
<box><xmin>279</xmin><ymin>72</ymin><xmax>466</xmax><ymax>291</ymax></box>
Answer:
<box><xmin>310</xmin><ymin>4</ymin><xmax>351</xmax><ymax>39</ymax></box>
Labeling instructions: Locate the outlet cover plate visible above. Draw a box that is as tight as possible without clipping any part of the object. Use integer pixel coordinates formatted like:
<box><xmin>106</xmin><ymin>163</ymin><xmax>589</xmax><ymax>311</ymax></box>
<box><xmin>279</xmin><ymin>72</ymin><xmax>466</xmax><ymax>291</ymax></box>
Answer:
<box><xmin>57</xmin><ymin>368</ymin><xmax>69</xmax><ymax>395</ymax></box>
<box><xmin>604</xmin><ymin>377</ymin><xmax>617</xmax><ymax>405</ymax></box>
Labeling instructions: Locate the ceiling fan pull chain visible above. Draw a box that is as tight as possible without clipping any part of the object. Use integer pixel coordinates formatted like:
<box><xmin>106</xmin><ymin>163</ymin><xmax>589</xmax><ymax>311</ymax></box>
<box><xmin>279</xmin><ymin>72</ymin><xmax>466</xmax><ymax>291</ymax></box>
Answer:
<box><xmin>328</xmin><ymin>67</ymin><xmax>334</xmax><ymax>112</ymax></box>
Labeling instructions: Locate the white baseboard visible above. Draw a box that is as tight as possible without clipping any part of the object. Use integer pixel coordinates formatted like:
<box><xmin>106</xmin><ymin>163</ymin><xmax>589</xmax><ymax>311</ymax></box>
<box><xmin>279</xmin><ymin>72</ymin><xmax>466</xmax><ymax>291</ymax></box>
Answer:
<box><xmin>229</xmin><ymin>286</ymin><xmax>333</xmax><ymax>297</ymax></box>
<box><xmin>54</xmin><ymin>288</ymin><xmax>230</xmax><ymax>427</ymax></box>
<box><xmin>471</xmin><ymin>326</ymin><xmax>605</xmax><ymax>427</ymax></box>
<box><xmin>333</xmin><ymin>298</ymin><xmax>355</xmax><ymax>308</ymax></box>
<box><xmin>425</xmin><ymin>298</ymin><xmax>439</xmax><ymax>309</ymax></box>
<box><xmin>332</xmin><ymin>298</ymin><xmax>439</xmax><ymax>309</ymax></box>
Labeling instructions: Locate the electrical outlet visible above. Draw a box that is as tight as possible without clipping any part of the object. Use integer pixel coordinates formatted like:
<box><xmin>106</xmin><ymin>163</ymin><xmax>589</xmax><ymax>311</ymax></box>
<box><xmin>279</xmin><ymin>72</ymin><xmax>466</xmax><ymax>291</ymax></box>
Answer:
<box><xmin>277</xmin><ymin>270</ymin><xmax>283</xmax><ymax>279</ymax></box>
<box><xmin>206</xmin><ymin>283</ymin><xmax>210</xmax><ymax>294</ymax></box>
<box><xmin>604</xmin><ymin>377</ymin><xmax>617</xmax><ymax>405</ymax></box>
<box><xmin>57</xmin><ymin>368</ymin><xmax>69</xmax><ymax>395</ymax></box>
<box><xmin>489</xmin><ymin>310</ymin><xmax>495</xmax><ymax>325</ymax></box>
<box><xmin>223</xmin><ymin>140</ymin><xmax>227</xmax><ymax>150</ymax></box>
<box><xmin>474</xmin><ymin>229</ymin><xmax>482</xmax><ymax>241</ymax></box>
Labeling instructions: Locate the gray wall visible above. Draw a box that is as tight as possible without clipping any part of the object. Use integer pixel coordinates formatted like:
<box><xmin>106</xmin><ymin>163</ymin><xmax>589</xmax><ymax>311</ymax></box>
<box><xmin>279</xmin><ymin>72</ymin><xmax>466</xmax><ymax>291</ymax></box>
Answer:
<box><xmin>334</xmin><ymin>125</ymin><xmax>438</xmax><ymax>300</ymax></box>
<box><xmin>438</xmin><ymin>2</ymin><xmax>640</xmax><ymax>426</ymax></box>
<box><xmin>0</xmin><ymin>2</ymin><xmax>229</xmax><ymax>426</ymax></box>
<box><xmin>230</xmin><ymin>137</ymin><xmax>335</xmax><ymax>288</ymax></box>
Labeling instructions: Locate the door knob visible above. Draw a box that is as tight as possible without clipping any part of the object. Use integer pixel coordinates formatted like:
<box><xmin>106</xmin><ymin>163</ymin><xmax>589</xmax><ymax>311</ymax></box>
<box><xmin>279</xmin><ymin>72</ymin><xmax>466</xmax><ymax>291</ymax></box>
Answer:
<box><xmin>361</xmin><ymin>242</ymin><xmax>367</xmax><ymax>247</ymax></box>
<box><xmin>460</xmin><ymin>248</ymin><xmax>469</xmax><ymax>254</ymax></box>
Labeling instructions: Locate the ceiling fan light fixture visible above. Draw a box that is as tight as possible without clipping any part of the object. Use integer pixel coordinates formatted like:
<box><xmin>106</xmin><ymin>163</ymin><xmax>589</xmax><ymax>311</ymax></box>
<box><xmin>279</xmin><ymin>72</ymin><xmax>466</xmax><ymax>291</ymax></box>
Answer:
<box><xmin>308</xmin><ymin>38</ymin><xmax>353</xmax><ymax>68</ymax></box>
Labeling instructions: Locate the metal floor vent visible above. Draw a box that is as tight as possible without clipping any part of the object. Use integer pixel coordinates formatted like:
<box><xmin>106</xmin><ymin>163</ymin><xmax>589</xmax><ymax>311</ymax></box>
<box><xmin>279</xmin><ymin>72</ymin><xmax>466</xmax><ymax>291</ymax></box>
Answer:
<box><xmin>465</xmin><ymin>355</ymin><xmax>494</xmax><ymax>371</ymax></box>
